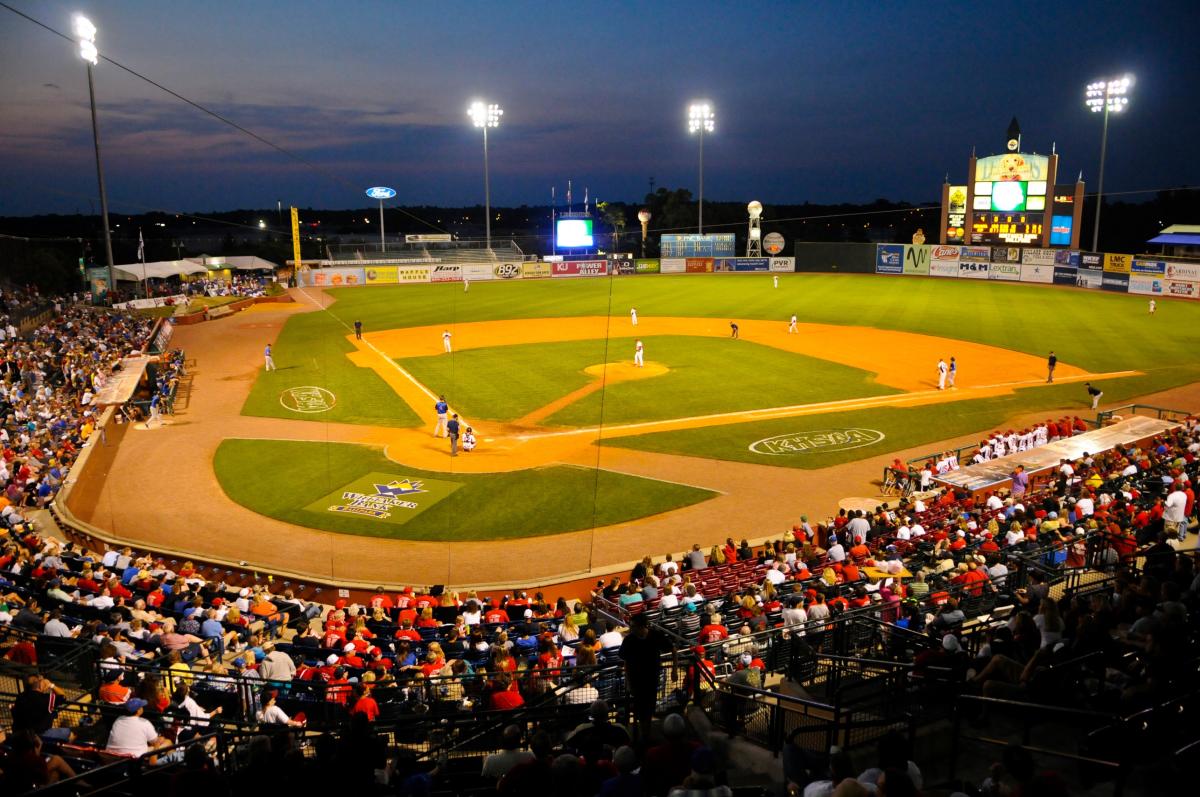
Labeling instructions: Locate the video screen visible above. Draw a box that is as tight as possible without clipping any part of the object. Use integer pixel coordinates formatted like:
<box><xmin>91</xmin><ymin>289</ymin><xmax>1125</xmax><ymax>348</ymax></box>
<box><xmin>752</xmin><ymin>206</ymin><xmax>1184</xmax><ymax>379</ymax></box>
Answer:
<box><xmin>556</xmin><ymin>218</ymin><xmax>594</xmax><ymax>247</ymax></box>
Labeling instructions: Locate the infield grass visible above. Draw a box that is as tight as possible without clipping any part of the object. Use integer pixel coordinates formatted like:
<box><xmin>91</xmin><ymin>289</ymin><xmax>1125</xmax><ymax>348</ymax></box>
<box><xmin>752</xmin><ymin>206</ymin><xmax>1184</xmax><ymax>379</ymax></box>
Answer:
<box><xmin>214</xmin><ymin>438</ymin><xmax>716</xmax><ymax>541</ymax></box>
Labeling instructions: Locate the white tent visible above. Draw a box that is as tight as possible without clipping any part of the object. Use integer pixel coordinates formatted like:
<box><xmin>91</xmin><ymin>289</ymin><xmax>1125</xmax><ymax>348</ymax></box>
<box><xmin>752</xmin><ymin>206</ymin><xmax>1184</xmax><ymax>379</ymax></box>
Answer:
<box><xmin>190</xmin><ymin>255</ymin><xmax>279</xmax><ymax>271</ymax></box>
<box><xmin>112</xmin><ymin>260</ymin><xmax>208</xmax><ymax>281</ymax></box>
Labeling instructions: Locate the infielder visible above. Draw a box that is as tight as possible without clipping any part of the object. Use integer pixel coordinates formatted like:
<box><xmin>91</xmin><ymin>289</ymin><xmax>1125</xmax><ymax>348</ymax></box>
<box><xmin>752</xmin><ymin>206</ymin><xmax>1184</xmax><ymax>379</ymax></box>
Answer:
<box><xmin>634</xmin><ymin>339</ymin><xmax>644</xmax><ymax>367</ymax></box>
<box><xmin>787</xmin><ymin>314</ymin><xmax>798</xmax><ymax>334</ymax></box>
<box><xmin>730</xmin><ymin>321</ymin><xmax>739</xmax><ymax>339</ymax></box>
<box><xmin>442</xmin><ymin>330</ymin><xmax>452</xmax><ymax>353</ymax></box>
<box><xmin>936</xmin><ymin>358</ymin><xmax>947</xmax><ymax>390</ymax></box>
<box><xmin>1046</xmin><ymin>351</ymin><xmax>1056</xmax><ymax>383</ymax></box>
<box><xmin>948</xmin><ymin>356</ymin><xmax>957</xmax><ymax>388</ymax></box>
<box><xmin>630</xmin><ymin>307</ymin><xmax>638</xmax><ymax>326</ymax></box>
<box><xmin>1086</xmin><ymin>382</ymin><xmax>1103</xmax><ymax>409</ymax></box>
<box><xmin>433</xmin><ymin>395</ymin><xmax>449</xmax><ymax>437</ymax></box>
<box><xmin>264</xmin><ymin>343</ymin><xmax>276</xmax><ymax>372</ymax></box>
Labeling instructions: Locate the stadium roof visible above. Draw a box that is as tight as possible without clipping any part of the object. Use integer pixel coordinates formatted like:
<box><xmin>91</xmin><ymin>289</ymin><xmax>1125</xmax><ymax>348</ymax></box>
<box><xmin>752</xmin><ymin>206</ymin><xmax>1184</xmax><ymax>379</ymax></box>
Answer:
<box><xmin>113</xmin><ymin>259</ymin><xmax>209</xmax><ymax>280</ymax></box>
<box><xmin>1147</xmin><ymin>234</ymin><xmax>1200</xmax><ymax>245</ymax></box>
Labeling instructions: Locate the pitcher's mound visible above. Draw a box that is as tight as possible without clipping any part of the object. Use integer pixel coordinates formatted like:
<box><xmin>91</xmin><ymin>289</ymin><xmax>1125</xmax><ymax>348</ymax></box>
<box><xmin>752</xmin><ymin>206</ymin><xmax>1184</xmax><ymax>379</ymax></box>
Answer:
<box><xmin>584</xmin><ymin>361</ymin><xmax>668</xmax><ymax>382</ymax></box>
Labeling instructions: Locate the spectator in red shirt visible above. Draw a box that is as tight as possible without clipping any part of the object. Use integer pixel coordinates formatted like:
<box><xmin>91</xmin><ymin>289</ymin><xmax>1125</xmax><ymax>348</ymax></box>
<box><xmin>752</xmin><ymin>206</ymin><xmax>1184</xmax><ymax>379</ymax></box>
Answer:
<box><xmin>349</xmin><ymin>682</ymin><xmax>379</xmax><ymax>721</ymax></box>
<box><xmin>698</xmin><ymin>614</ymin><xmax>728</xmax><ymax>644</ymax></box>
<box><xmin>488</xmin><ymin>673</ymin><xmax>525</xmax><ymax>710</ymax></box>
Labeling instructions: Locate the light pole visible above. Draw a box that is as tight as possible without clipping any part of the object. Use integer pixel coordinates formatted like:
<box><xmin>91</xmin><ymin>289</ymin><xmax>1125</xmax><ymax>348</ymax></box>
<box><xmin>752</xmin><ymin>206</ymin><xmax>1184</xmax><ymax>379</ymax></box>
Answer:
<box><xmin>1085</xmin><ymin>75</ymin><xmax>1132</xmax><ymax>252</ymax></box>
<box><xmin>75</xmin><ymin>15</ymin><xmax>115</xmax><ymax>300</ymax></box>
<box><xmin>365</xmin><ymin>187</ymin><xmax>397</xmax><ymax>251</ymax></box>
<box><xmin>688</xmin><ymin>102</ymin><xmax>714</xmax><ymax>233</ymax></box>
<box><xmin>468</xmin><ymin>101</ymin><xmax>502</xmax><ymax>250</ymax></box>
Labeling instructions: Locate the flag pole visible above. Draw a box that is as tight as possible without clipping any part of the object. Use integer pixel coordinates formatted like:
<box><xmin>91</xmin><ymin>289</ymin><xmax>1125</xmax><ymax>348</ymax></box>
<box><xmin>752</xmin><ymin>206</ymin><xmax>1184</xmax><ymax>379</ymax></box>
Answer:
<box><xmin>138</xmin><ymin>227</ymin><xmax>148</xmax><ymax>298</ymax></box>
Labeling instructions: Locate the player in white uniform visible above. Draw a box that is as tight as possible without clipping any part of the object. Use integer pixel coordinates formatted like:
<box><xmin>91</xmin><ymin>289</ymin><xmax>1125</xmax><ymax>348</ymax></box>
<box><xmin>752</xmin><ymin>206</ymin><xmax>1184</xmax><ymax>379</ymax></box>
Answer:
<box><xmin>788</xmin><ymin>314</ymin><xmax>797</xmax><ymax>334</ymax></box>
<box><xmin>936</xmin><ymin>358</ymin><xmax>947</xmax><ymax>390</ymax></box>
<box><xmin>630</xmin><ymin>308</ymin><xmax>638</xmax><ymax>326</ymax></box>
<box><xmin>442</xmin><ymin>330</ymin><xmax>452</xmax><ymax>353</ymax></box>
<box><xmin>773</xmin><ymin>275</ymin><xmax>779</xmax><ymax>288</ymax></box>
<box><xmin>464</xmin><ymin>278</ymin><xmax>469</xmax><ymax>292</ymax></box>
<box><xmin>634</xmin><ymin>340</ymin><xmax>644</xmax><ymax>367</ymax></box>
<box><xmin>1149</xmin><ymin>299</ymin><xmax>1156</xmax><ymax>314</ymax></box>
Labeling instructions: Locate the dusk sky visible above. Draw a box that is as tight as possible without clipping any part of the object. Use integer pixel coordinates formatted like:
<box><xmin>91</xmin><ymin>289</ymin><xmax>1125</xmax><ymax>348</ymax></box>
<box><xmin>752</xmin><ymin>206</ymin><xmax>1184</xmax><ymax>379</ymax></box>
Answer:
<box><xmin>2</xmin><ymin>0</ymin><xmax>1198</xmax><ymax>218</ymax></box>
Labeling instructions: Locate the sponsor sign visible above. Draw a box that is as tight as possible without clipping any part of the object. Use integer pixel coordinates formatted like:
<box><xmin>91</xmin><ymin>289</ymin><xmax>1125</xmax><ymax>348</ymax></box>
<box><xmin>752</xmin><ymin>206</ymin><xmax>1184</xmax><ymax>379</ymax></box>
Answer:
<box><xmin>930</xmin><ymin>245</ymin><xmax>960</xmax><ymax>261</ymax></box>
<box><xmin>280</xmin><ymin>386</ymin><xmax>337</xmax><ymax>414</ymax></box>
<box><xmin>902</xmin><ymin>245</ymin><xmax>931</xmax><ymax>275</ymax></box>
<box><xmin>364</xmin><ymin>266</ymin><xmax>397</xmax><ymax>284</ymax></box>
<box><xmin>685</xmin><ymin>258</ymin><xmax>714</xmax><ymax>273</ymax></box>
<box><xmin>397</xmin><ymin>265</ymin><xmax>432</xmax><ymax>283</ymax></box>
<box><xmin>1165</xmin><ymin>261</ymin><xmax>1200</xmax><ymax>282</ymax></box>
<box><xmin>1077</xmin><ymin>267</ymin><xmax>1103</xmax><ymax>289</ymax></box>
<box><xmin>1101</xmin><ymin>272</ymin><xmax>1130</xmax><ymax>292</ymax></box>
<box><xmin>930</xmin><ymin>260</ymin><xmax>960</xmax><ymax>278</ymax></box>
<box><xmin>989</xmin><ymin>261</ymin><xmax>1021</xmax><ymax>280</ymax></box>
<box><xmin>1054</xmin><ymin>250</ymin><xmax>1080</xmax><ymax>266</ymax></box>
<box><xmin>875</xmin><ymin>244</ymin><xmax>903</xmax><ymax>274</ymax></box>
<box><xmin>749</xmin><ymin>428</ymin><xmax>886</xmax><ymax>456</ymax></box>
<box><xmin>550</xmin><ymin>260</ymin><xmax>608</xmax><ymax>277</ymax></box>
<box><xmin>991</xmin><ymin>247</ymin><xmax>1021</xmax><ymax>263</ymax></box>
<box><xmin>960</xmin><ymin>246</ymin><xmax>991</xmax><ymax>264</ymax></box>
<box><xmin>959</xmin><ymin>261</ymin><xmax>989</xmax><ymax>279</ymax></box>
<box><xmin>150</xmin><ymin>319</ymin><xmax>174</xmax><ymax>353</ymax></box>
<box><xmin>520</xmin><ymin>262</ymin><xmax>551</xmax><ymax>278</ymax></box>
<box><xmin>1103</xmin><ymin>253</ymin><xmax>1132</xmax><ymax>273</ymax></box>
<box><xmin>365</xmin><ymin>186</ymin><xmax>397</xmax><ymax>199</ymax></box>
<box><xmin>1166</xmin><ymin>280</ymin><xmax>1200</xmax><ymax>298</ymax></box>
<box><xmin>726</xmin><ymin>257</ymin><xmax>770</xmax><ymax>272</ymax></box>
<box><xmin>305</xmin><ymin>471</ymin><xmax>460</xmax><ymax>526</ymax></box>
<box><xmin>635</xmin><ymin>259</ymin><xmax>661</xmax><ymax>273</ymax></box>
<box><xmin>1021</xmin><ymin>248</ymin><xmax>1058</xmax><ymax>266</ymax></box>
<box><xmin>763</xmin><ymin>232</ymin><xmax>786</xmax><ymax>255</ymax></box>
<box><xmin>1019</xmin><ymin>263</ymin><xmax>1054</xmax><ymax>284</ymax></box>
<box><xmin>616</xmin><ymin>260</ymin><xmax>637</xmax><ymax>274</ymax></box>
<box><xmin>494</xmin><ymin>262</ymin><xmax>522</xmax><ymax>279</ymax></box>
<box><xmin>307</xmin><ymin>267</ymin><xmax>364</xmax><ymax>287</ymax></box>
<box><xmin>1131</xmin><ymin>259</ymin><xmax>1166</xmax><ymax>275</ymax></box>
<box><xmin>1128</xmin><ymin>275</ymin><xmax>1164</xmax><ymax>295</ymax></box>
<box><xmin>975</xmin><ymin>153</ymin><xmax>1050</xmax><ymax>182</ymax></box>
<box><xmin>462</xmin><ymin>263</ymin><xmax>494</xmax><ymax>281</ymax></box>
<box><xmin>115</xmin><ymin>294</ymin><xmax>189</xmax><ymax>310</ymax></box>
<box><xmin>769</xmin><ymin>257</ymin><xmax>794</xmax><ymax>273</ymax></box>
<box><xmin>430</xmin><ymin>264</ymin><xmax>462</xmax><ymax>282</ymax></box>
<box><xmin>1079</xmin><ymin>252</ymin><xmax>1103</xmax><ymax>269</ymax></box>
<box><xmin>405</xmin><ymin>233</ymin><xmax>453</xmax><ymax>243</ymax></box>
<box><xmin>1052</xmin><ymin>266</ymin><xmax>1079</xmax><ymax>286</ymax></box>
<box><xmin>661</xmin><ymin>258</ymin><xmax>686</xmax><ymax>273</ymax></box>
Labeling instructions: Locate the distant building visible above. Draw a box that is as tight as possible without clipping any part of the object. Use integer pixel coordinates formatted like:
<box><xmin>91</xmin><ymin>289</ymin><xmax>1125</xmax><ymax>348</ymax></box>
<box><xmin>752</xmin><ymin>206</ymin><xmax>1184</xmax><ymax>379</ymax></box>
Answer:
<box><xmin>1147</xmin><ymin>224</ymin><xmax>1200</xmax><ymax>258</ymax></box>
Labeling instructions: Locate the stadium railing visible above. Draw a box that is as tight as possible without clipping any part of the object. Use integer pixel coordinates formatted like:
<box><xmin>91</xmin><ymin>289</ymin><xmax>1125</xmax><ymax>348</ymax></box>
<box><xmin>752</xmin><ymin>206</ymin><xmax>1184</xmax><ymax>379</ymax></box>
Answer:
<box><xmin>1096</xmin><ymin>403</ymin><xmax>1193</xmax><ymax>425</ymax></box>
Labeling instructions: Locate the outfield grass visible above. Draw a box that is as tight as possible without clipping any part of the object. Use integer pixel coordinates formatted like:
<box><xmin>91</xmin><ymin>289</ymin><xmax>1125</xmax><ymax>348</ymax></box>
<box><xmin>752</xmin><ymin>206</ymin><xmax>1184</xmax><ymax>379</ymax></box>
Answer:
<box><xmin>397</xmin><ymin>336</ymin><xmax>895</xmax><ymax>425</ymax></box>
<box><xmin>214</xmin><ymin>439</ymin><xmax>717</xmax><ymax>541</ymax></box>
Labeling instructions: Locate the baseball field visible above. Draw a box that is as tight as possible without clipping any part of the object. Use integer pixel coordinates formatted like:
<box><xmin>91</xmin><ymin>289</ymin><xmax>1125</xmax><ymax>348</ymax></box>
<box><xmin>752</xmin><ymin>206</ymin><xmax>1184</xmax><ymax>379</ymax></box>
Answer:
<box><xmin>207</xmin><ymin>272</ymin><xmax>1200</xmax><ymax>555</ymax></box>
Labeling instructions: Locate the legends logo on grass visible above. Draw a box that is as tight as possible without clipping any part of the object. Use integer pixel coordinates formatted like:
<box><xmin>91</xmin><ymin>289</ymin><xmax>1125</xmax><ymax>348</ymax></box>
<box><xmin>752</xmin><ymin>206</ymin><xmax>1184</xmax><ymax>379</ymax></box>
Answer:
<box><xmin>280</xmin><ymin>386</ymin><xmax>336</xmax><ymax>413</ymax></box>
<box><xmin>749</xmin><ymin>428</ymin><xmax>885</xmax><ymax>456</ymax></box>
<box><xmin>305</xmin><ymin>471</ymin><xmax>460</xmax><ymax>525</ymax></box>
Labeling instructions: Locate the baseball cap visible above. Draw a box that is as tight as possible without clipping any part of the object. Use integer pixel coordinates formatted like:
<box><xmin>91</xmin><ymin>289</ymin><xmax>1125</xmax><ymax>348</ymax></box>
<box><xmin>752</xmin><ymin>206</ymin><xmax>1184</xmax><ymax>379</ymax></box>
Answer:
<box><xmin>125</xmin><ymin>698</ymin><xmax>148</xmax><ymax>713</ymax></box>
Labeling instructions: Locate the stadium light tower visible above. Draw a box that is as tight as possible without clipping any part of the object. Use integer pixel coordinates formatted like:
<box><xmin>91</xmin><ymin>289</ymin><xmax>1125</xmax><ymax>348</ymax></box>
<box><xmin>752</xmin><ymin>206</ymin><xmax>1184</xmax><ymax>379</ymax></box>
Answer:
<box><xmin>688</xmin><ymin>102</ymin><xmax>715</xmax><ymax>233</ymax></box>
<box><xmin>468</xmin><ymin>101</ymin><xmax>503</xmax><ymax>250</ymax></box>
<box><xmin>1085</xmin><ymin>75</ymin><xmax>1132</xmax><ymax>251</ymax></box>
<box><xmin>75</xmin><ymin>14</ymin><xmax>115</xmax><ymax>299</ymax></box>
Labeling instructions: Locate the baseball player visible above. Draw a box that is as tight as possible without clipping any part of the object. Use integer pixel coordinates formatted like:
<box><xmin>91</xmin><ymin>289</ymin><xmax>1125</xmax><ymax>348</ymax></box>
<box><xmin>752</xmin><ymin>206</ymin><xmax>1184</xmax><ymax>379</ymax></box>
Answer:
<box><xmin>630</xmin><ymin>308</ymin><xmax>638</xmax><ymax>326</ymax></box>
<box><xmin>1086</xmin><ymin>382</ymin><xmax>1103</xmax><ymax>409</ymax></box>
<box><xmin>148</xmin><ymin>393</ymin><xmax>162</xmax><ymax>428</ymax></box>
<box><xmin>1046</xmin><ymin>351</ymin><xmax>1057</xmax><ymax>383</ymax></box>
<box><xmin>729</xmin><ymin>322</ymin><xmax>739</xmax><ymax>339</ymax></box>
<box><xmin>433</xmin><ymin>395</ymin><xmax>449</xmax><ymax>437</ymax></box>
<box><xmin>773</xmin><ymin>275</ymin><xmax>779</xmax><ymax>289</ymax></box>
<box><xmin>634</xmin><ymin>340</ymin><xmax>644</xmax><ymax>367</ymax></box>
<box><xmin>787</xmin><ymin>314</ymin><xmax>797</xmax><ymax>334</ymax></box>
<box><xmin>948</xmin><ymin>356</ymin><xmax>957</xmax><ymax>388</ymax></box>
<box><xmin>1149</xmin><ymin>299</ymin><xmax>1156</xmax><ymax>314</ymax></box>
<box><xmin>264</xmin><ymin>343</ymin><xmax>276</xmax><ymax>372</ymax></box>
<box><xmin>464</xmin><ymin>277</ymin><xmax>469</xmax><ymax>292</ymax></box>
<box><xmin>442</xmin><ymin>330</ymin><xmax>452</xmax><ymax>353</ymax></box>
<box><xmin>936</xmin><ymin>358</ymin><xmax>947</xmax><ymax>390</ymax></box>
<box><xmin>354</xmin><ymin>320</ymin><xmax>363</xmax><ymax>340</ymax></box>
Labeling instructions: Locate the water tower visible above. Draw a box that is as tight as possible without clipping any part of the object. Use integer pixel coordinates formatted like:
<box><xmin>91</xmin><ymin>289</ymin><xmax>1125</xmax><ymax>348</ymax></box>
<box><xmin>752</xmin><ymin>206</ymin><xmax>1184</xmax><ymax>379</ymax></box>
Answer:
<box><xmin>746</xmin><ymin>201</ymin><xmax>763</xmax><ymax>257</ymax></box>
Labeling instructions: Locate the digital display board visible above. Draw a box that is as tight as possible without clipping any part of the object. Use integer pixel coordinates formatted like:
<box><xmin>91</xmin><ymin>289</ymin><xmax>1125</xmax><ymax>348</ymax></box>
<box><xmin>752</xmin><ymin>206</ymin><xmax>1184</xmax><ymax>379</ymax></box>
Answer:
<box><xmin>971</xmin><ymin>213</ymin><xmax>1044</xmax><ymax>245</ymax></box>
<box><xmin>556</xmin><ymin>218</ymin><xmax>594</xmax><ymax>248</ymax></box>
<box><xmin>660</xmin><ymin>233</ymin><xmax>737</xmax><ymax>258</ymax></box>
<box><xmin>1050</xmin><ymin>215</ymin><xmax>1073</xmax><ymax>246</ymax></box>
<box><xmin>946</xmin><ymin>185</ymin><xmax>967</xmax><ymax>243</ymax></box>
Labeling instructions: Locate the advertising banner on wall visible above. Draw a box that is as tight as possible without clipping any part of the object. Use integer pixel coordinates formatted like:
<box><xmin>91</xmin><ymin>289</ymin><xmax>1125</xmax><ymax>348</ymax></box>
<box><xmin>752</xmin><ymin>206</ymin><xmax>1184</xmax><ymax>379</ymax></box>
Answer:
<box><xmin>635</xmin><ymin>259</ymin><xmax>661</xmax><ymax>273</ymax></box>
<box><xmin>959</xmin><ymin>261</ymin><xmax>990</xmax><ymax>279</ymax></box>
<box><xmin>991</xmin><ymin>247</ymin><xmax>1021</xmax><ymax>264</ymax></box>
<box><xmin>520</xmin><ymin>262</ymin><xmax>551</xmax><ymax>278</ymax></box>
<box><xmin>1165</xmin><ymin>261</ymin><xmax>1200</xmax><ymax>282</ymax></box>
<box><xmin>1019</xmin><ymin>263</ymin><xmax>1054</xmax><ymax>284</ymax></box>
<box><xmin>462</xmin><ymin>264</ymin><xmax>494</xmax><ymax>281</ymax></box>
<box><xmin>430</xmin><ymin>264</ymin><xmax>463</xmax><ymax>282</ymax></box>
<box><xmin>550</xmin><ymin>260</ymin><xmax>608</xmax><ymax>277</ymax></box>
<box><xmin>989</xmin><ymin>261</ymin><xmax>1021</xmax><ymax>280</ymax></box>
<box><xmin>875</xmin><ymin>244</ymin><xmax>903</xmax><ymax>274</ymax></box>
<box><xmin>1053</xmin><ymin>266</ymin><xmax>1079</xmax><ymax>286</ymax></box>
<box><xmin>364</xmin><ymin>266</ymin><xmax>398</xmax><ymax>284</ymax></box>
<box><xmin>1131</xmin><ymin>259</ymin><xmax>1166</xmax><ymax>275</ymax></box>
<box><xmin>769</xmin><ymin>257</ymin><xmax>795</xmax><ymax>272</ymax></box>
<box><xmin>661</xmin><ymin>258</ymin><xmax>686</xmax><ymax>273</ymax></box>
<box><xmin>1079</xmin><ymin>252</ymin><xmax>1103</xmax><ymax>269</ymax></box>
<box><xmin>725</xmin><ymin>258</ymin><xmax>771</xmax><ymax>272</ymax></box>
<box><xmin>1165</xmin><ymin>280</ymin><xmax>1200</xmax><ymax>299</ymax></box>
<box><xmin>1021</xmin><ymin>248</ymin><xmax>1058</xmax><ymax>266</ymax></box>
<box><xmin>930</xmin><ymin>260</ymin><xmax>960</xmax><ymax>277</ymax></box>
<box><xmin>902</xmin><ymin>245</ymin><xmax>931</xmax><ymax>275</ymax></box>
<box><xmin>1054</xmin><ymin>250</ymin><xmax>1081</xmax><ymax>267</ymax></box>
<box><xmin>1076</xmin><ymin>267</ymin><xmax>1103</xmax><ymax>289</ymax></box>
<box><xmin>492</xmin><ymin>262</ymin><xmax>523</xmax><ymax>279</ymax></box>
<box><xmin>396</xmin><ymin>265</ymin><xmax>432</xmax><ymax>283</ymax></box>
<box><xmin>1103</xmin><ymin>253</ymin><xmax>1132</xmax><ymax>273</ymax></box>
<box><xmin>1128</xmin><ymin>275</ymin><xmax>1164</xmax><ymax>295</ymax></box>
<box><xmin>616</xmin><ymin>260</ymin><xmax>637</xmax><ymax>274</ymax></box>
<box><xmin>307</xmin><ymin>267</ymin><xmax>365</xmax><ymax>287</ymax></box>
<box><xmin>1102</xmin><ymin>272</ymin><xmax>1130</xmax><ymax>292</ymax></box>
<box><xmin>685</xmin><ymin>258</ymin><xmax>714</xmax><ymax>273</ymax></box>
<box><xmin>960</xmin><ymin>246</ymin><xmax>990</xmax><ymax>264</ymax></box>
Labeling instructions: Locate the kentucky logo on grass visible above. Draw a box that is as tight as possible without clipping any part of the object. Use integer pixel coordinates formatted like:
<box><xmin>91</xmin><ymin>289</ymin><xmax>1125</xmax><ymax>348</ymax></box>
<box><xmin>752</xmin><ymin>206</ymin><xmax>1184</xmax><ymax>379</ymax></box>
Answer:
<box><xmin>749</xmin><ymin>428</ymin><xmax>885</xmax><ymax>456</ymax></box>
<box><xmin>279</xmin><ymin>386</ymin><xmax>336</xmax><ymax>413</ymax></box>
<box><xmin>304</xmin><ymin>471</ymin><xmax>460</xmax><ymax>525</ymax></box>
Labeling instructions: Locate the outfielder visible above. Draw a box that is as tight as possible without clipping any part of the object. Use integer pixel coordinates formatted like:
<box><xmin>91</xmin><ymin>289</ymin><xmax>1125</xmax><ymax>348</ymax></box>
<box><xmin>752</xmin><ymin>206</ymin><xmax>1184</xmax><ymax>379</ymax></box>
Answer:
<box><xmin>464</xmin><ymin>277</ymin><xmax>470</xmax><ymax>292</ymax></box>
<box><xmin>264</xmin><ymin>343</ymin><xmax>276</xmax><ymax>372</ymax></box>
<box><xmin>630</xmin><ymin>307</ymin><xmax>638</xmax><ymax>326</ymax></box>
<box><xmin>634</xmin><ymin>340</ymin><xmax>644</xmax><ymax>367</ymax></box>
<box><xmin>442</xmin><ymin>330</ymin><xmax>452</xmax><ymax>353</ymax></box>
<box><xmin>787</xmin><ymin>314</ymin><xmax>797</xmax><ymax>334</ymax></box>
<box><xmin>773</xmin><ymin>275</ymin><xmax>779</xmax><ymax>288</ymax></box>
<box><xmin>1149</xmin><ymin>299</ymin><xmax>1156</xmax><ymax>314</ymax></box>
<box><xmin>936</xmin><ymin>358</ymin><xmax>947</xmax><ymax>390</ymax></box>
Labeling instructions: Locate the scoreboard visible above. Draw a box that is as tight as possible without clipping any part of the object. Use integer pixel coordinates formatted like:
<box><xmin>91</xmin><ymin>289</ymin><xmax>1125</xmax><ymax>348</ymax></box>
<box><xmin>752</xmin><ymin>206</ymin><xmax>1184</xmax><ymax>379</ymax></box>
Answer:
<box><xmin>972</xmin><ymin>213</ymin><xmax>1044</xmax><ymax>245</ymax></box>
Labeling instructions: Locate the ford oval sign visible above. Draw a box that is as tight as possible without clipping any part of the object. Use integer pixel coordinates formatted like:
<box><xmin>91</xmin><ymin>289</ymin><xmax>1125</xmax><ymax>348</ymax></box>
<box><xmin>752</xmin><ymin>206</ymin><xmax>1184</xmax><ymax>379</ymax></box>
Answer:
<box><xmin>366</xmin><ymin>186</ymin><xmax>397</xmax><ymax>200</ymax></box>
